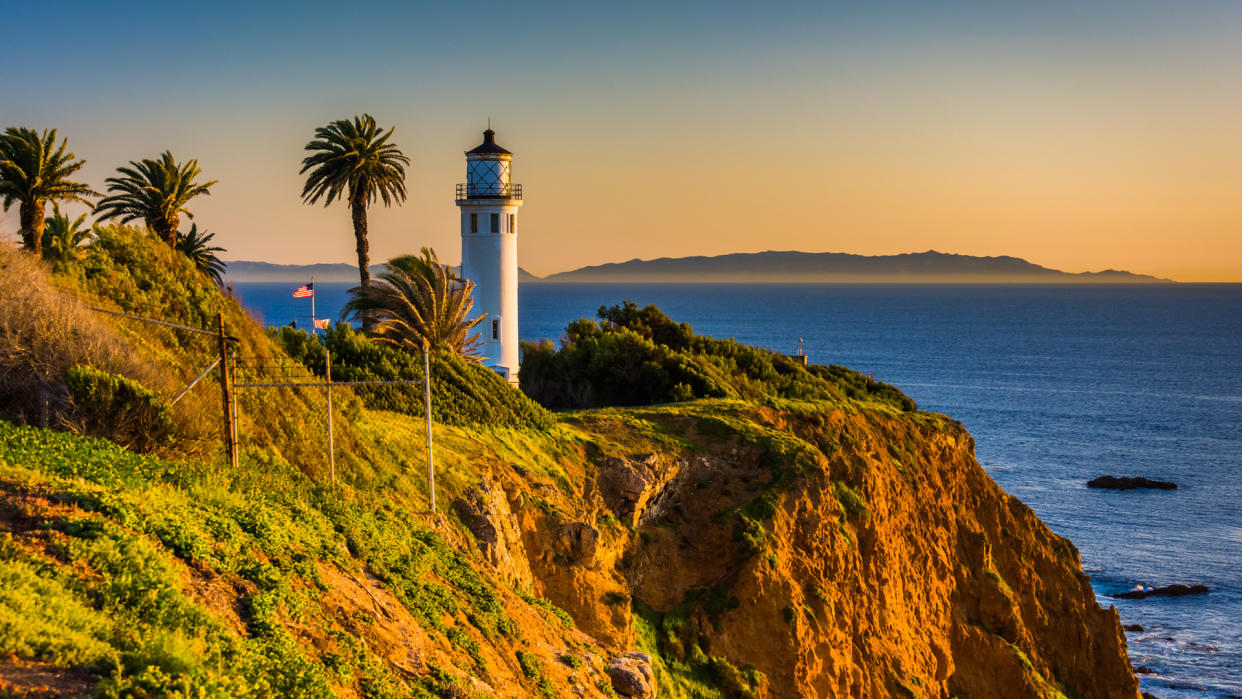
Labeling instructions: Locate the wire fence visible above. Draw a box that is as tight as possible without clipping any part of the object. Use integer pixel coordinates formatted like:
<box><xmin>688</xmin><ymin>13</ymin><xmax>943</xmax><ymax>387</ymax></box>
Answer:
<box><xmin>83</xmin><ymin>305</ymin><xmax>441</xmax><ymax>510</ymax></box>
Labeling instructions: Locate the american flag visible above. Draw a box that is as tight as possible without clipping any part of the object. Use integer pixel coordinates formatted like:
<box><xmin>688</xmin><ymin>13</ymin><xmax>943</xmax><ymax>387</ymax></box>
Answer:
<box><xmin>292</xmin><ymin>283</ymin><xmax>314</xmax><ymax>299</ymax></box>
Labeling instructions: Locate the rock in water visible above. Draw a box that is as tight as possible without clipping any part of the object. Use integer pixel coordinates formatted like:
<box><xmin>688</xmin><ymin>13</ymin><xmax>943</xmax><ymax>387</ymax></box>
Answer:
<box><xmin>1123</xmin><ymin>624</ymin><xmax>1144</xmax><ymax>632</ymax></box>
<box><xmin>1087</xmin><ymin>475</ymin><xmax>1177</xmax><ymax>490</ymax></box>
<box><xmin>1114</xmin><ymin>584</ymin><xmax>1209</xmax><ymax>600</ymax></box>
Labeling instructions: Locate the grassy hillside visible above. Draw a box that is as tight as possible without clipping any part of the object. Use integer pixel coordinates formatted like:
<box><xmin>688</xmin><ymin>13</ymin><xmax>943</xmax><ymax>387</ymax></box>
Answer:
<box><xmin>0</xmin><ymin>419</ymin><xmax>612</xmax><ymax>697</ymax></box>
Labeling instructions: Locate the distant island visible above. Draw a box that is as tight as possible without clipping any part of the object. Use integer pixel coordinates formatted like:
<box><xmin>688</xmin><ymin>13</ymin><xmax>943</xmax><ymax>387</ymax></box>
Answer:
<box><xmin>225</xmin><ymin>260</ymin><xmax>541</xmax><ymax>283</ymax></box>
<box><xmin>536</xmin><ymin>250</ymin><xmax>1170</xmax><ymax>283</ymax></box>
<box><xmin>227</xmin><ymin>251</ymin><xmax>1169</xmax><ymax>284</ymax></box>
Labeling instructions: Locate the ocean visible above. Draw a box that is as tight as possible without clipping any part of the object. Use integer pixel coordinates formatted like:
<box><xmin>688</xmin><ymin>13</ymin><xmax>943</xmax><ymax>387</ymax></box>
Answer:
<box><xmin>233</xmin><ymin>280</ymin><xmax>1242</xmax><ymax>698</ymax></box>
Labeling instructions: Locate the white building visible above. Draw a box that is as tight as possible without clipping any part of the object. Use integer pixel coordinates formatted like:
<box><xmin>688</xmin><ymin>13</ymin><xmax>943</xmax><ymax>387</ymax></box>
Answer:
<box><xmin>457</xmin><ymin>128</ymin><xmax>523</xmax><ymax>383</ymax></box>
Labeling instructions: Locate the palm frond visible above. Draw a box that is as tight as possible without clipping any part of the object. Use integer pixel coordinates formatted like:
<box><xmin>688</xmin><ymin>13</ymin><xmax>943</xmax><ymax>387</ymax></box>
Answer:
<box><xmin>96</xmin><ymin>150</ymin><xmax>217</xmax><ymax>244</ymax></box>
<box><xmin>174</xmin><ymin>223</ymin><xmax>227</xmax><ymax>286</ymax></box>
<box><xmin>341</xmin><ymin>248</ymin><xmax>484</xmax><ymax>360</ymax></box>
<box><xmin>0</xmin><ymin>126</ymin><xmax>99</xmax><ymax>252</ymax></box>
<box><xmin>300</xmin><ymin>114</ymin><xmax>409</xmax><ymax>208</ymax></box>
<box><xmin>40</xmin><ymin>205</ymin><xmax>93</xmax><ymax>261</ymax></box>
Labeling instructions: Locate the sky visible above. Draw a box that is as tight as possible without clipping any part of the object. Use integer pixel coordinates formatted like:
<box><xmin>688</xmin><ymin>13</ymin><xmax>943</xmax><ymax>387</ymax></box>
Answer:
<box><xmin>2</xmin><ymin>0</ymin><xmax>1240</xmax><ymax>281</ymax></box>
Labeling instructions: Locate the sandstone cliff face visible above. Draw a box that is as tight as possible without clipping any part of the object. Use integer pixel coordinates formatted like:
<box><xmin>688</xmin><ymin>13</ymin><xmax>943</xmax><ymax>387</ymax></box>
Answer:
<box><xmin>458</xmin><ymin>401</ymin><xmax>1140</xmax><ymax>698</ymax></box>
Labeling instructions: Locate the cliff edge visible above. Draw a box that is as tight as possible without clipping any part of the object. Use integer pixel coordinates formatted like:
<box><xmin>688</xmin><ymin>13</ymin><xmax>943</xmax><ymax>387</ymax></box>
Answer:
<box><xmin>451</xmin><ymin>400</ymin><xmax>1139</xmax><ymax>698</ymax></box>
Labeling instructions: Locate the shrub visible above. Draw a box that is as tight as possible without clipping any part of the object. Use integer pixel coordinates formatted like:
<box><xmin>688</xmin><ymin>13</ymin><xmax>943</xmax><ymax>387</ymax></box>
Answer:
<box><xmin>707</xmin><ymin>655</ymin><xmax>765</xmax><ymax>699</ymax></box>
<box><xmin>271</xmin><ymin>323</ymin><xmax>552</xmax><ymax>429</ymax></box>
<box><xmin>519</xmin><ymin>301</ymin><xmax>915</xmax><ymax>412</ymax></box>
<box><xmin>64</xmin><ymin>365</ymin><xmax>175</xmax><ymax>451</ymax></box>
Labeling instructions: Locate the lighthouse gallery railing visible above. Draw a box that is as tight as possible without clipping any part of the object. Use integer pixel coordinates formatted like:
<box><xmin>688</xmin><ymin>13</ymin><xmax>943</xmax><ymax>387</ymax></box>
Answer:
<box><xmin>456</xmin><ymin>183</ymin><xmax>523</xmax><ymax>200</ymax></box>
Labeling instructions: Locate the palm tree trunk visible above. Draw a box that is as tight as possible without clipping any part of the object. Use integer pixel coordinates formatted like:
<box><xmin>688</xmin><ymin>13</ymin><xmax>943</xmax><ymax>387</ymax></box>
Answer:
<box><xmin>162</xmin><ymin>215</ymin><xmax>180</xmax><ymax>246</ymax></box>
<box><xmin>351</xmin><ymin>197</ymin><xmax>370</xmax><ymax>288</ymax></box>
<box><xmin>19</xmin><ymin>200</ymin><xmax>44</xmax><ymax>256</ymax></box>
<box><xmin>351</xmin><ymin>194</ymin><xmax>372</xmax><ymax>329</ymax></box>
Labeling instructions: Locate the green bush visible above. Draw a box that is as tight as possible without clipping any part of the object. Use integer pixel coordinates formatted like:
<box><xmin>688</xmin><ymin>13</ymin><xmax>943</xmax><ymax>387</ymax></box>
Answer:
<box><xmin>519</xmin><ymin>301</ymin><xmax>915</xmax><ymax>412</ymax></box>
<box><xmin>64</xmin><ymin>364</ymin><xmax>175</xmax><ymax>451</ymax></box>
<box><xmin>271</xmin><ymin>324</ymin><xmax>553</xmax><ymax>429</ymax></box>
<box><xmin>707</xmin><ymin>655</ymin><xmax>765</xmax><ymax>699</ymax></box>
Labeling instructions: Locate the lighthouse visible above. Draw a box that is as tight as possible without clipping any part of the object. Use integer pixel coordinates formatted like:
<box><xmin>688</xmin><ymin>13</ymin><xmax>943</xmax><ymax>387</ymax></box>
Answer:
<box><xmin>457</xmin><ymin>128</ymin><xmax>523</xmax><ymax>383</ymax></box>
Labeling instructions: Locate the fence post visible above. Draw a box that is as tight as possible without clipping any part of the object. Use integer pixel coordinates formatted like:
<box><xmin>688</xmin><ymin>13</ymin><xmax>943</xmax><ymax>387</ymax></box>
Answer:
<box><xmin>217</xmin><ymin>313</ymin><xmax>238</xmax><ymax>469</ymax></box>
<box><xmin>231</xmin><ymin>361</ymin><xmax>240</xmax><ymax>454</ymax></box>
<box><xmin>38</xmin><ymin>382</ymin><xmax>49</xmax><ymax>429</ymax></box>
<box><xmin>423</xmin><ymin>343</ymin><xmax>435</xmax><ymax>515</ymax></box>
<box><xmin>325</xmin><ymin>348</ymin><xmax>335</xmax><ymax>484</ymax></box>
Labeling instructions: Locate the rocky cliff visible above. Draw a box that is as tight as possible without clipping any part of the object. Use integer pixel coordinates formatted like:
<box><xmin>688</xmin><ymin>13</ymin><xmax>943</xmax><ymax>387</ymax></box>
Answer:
<box><xmin>450</xmin><ymin>400</ymin><xmax>1140</xmax><ymax>698</ymax></box>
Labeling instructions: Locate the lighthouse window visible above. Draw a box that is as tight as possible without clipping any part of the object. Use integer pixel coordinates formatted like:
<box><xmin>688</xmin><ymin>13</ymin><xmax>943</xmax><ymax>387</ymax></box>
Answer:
<box><xmin>470</xmin><ymin>213</ymin><xmax>478</xmax><ymax>234</ymax></box>
<box><xmin>508</xmin><ymin>214</ymin><xmax>515</xmax><ymax>233</ymax></box>
<box><xmin>490</xmin><ymin>213</ymin><xmax>499</xmax><ymax>233</ymax></box>
<box><xmin>491</xmin><ymin>318</ymin><xmax>500</xmax><ymax>341</ymax></box>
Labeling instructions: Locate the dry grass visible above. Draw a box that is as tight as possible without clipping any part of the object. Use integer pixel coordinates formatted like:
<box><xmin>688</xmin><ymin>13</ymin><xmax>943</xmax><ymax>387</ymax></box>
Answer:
<box><xmin>0</xmin><ymin>242</ymin><xmax>147</xmax><ymax>420</ymax></box>
<box><xmin>0</xmin><ymin>241</ymin><xmax>214</xmax><ymax>455</ymax></box>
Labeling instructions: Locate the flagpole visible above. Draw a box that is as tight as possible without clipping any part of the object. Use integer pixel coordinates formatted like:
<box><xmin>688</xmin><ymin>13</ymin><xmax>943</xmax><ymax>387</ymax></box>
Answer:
<box><xmin>310</xmin><ymin>275</ymin><xmax>316</xmax><ymax>337</ymax></box>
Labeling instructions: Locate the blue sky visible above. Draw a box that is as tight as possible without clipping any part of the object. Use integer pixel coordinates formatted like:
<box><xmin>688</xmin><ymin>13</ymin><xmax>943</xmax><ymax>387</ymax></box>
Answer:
<box><xmin>4</xmin><ymin>0</ymin><xmax>1240</xmax><ymax>279</ymax></box>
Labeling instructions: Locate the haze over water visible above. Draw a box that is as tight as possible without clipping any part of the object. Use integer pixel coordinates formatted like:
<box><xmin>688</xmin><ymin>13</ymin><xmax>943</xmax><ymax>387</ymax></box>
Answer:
<box><xmin>237</xmin><ymin>280</ymin><xmax>1242</xmax><ymax>698</ymax></box>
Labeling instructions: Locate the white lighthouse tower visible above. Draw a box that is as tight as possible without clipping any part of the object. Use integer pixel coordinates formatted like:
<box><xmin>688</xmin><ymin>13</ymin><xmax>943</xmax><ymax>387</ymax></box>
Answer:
<box><xmin>457</xmin><ymin>128</ymin><xmax>523</xmax><ymax>383</ymax></box>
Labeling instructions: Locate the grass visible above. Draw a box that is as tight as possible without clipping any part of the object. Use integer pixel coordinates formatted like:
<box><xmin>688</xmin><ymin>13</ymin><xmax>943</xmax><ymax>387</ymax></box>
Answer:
<box><xmin>631</xmin><ymin>599</ymin><xmax>765</xmax><ymax>699</ymax></box>
<box><xmin>832</xmin><ymin>481</ymin><xmax>870</xmax><ymax>519</ymax></box>
<box><xmin>517</xmin><ymin>588</ymin><xmax>576</xmax><ymax>629</ymax></box>
<box><xmin>632</xmin><ymin>603</ymin><xmax>726</xmax><ymax>699</ymax></box>
<box><xmin>986</xmin><ymin>567</ymin><xmax>1015</xmax><ymax>598</ymax></box>
<box><xmin>515</xmin><ymin>650</ymin><xmax>559</xmax><ymax>699</ymax></box>
<box><xmin>0</xmin><ymin>419</ymin><xmax>527</xmax><ymax>695</ymax></box>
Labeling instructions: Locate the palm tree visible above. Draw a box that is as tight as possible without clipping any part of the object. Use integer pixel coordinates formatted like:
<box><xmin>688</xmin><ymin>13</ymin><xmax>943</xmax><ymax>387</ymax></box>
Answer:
<box><xmin>41</xmin><ymin>206</ymin><xmax>92</xmax><ymax>261</ymax></box>
<box><xmin>0</xmin><ymin>127</ymin><xmax>98</xmax><ymax>256</ymax></box>
<box><xmin>175</xmin><ymin>223</ymin><xmax>227</xmax><ymax>286</ymax></box>
<box><xmin>95</xmin><ymin>151</ymin><xmax>217</xmax><ymax>245</ymax></box>
<box><xmin>300</xmin><ymin>114</ymin><xmax>409</xmax><ymax>293</ymax></box>
<box><xmin>342</xmin><ymin>247</ymin><xmax>485</xmax><ymax>360</ymax></box>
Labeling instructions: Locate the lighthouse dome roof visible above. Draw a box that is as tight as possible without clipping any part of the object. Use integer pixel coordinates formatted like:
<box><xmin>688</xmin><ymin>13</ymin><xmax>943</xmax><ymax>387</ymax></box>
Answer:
<box><xmin>466</xmin><ymin>129</ymin><xmax>511</xmax><ymax>156</ymax></box>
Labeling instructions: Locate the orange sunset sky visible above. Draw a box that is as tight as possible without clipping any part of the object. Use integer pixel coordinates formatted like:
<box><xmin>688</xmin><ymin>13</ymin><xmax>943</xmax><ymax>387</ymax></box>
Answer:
<box><xmin>3</xmin><ymin>1</ymin><xmax>1240</xmax><ymax>281</ymax></box>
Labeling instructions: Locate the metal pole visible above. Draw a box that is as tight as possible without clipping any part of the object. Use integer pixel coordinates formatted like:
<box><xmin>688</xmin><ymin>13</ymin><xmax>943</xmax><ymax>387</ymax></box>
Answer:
<box><xmin>217</xmin><ymin>313</ymin><xmax>238</xmax><ymax>469</ymax></box>
<box><xmin>231</xmin><ymin>361</ymin><xmax>240</xmax><ymax>454</ymax></box>
<box><xmin>310</xmin><ymin>275</ymin><xmax>316</xmax><ymax>337</ymax></box>
<box><xmin>325</xmin><ymin>347</ymin><xmax>335</xmax><ymax>484</ymax></box>
<box><xmin>423</xmin><ymin>343</ymin><xmax>435</xmax><ymax>514</ymax></box>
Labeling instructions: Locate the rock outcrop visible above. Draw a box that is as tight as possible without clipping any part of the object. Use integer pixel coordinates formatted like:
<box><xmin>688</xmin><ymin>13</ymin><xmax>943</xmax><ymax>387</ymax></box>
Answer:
<box><xmin>452</xmin><ymin>476</ymin><xmax>534</xmax><ymax>588</ymax></box>
<box><xmin>1114</xmin><ymin>584</ymin><xmax>1209</xmax><ymax>600</ymax></box>
<box><xmin>1087</xmin><ymin>475</ymin><xmax>1178</xmax><ymax>490</ymax></box>
<box><xmin>607</xmin><ymin>652</ymin><xmax>656</xmax><ymax>697</ymax></box>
